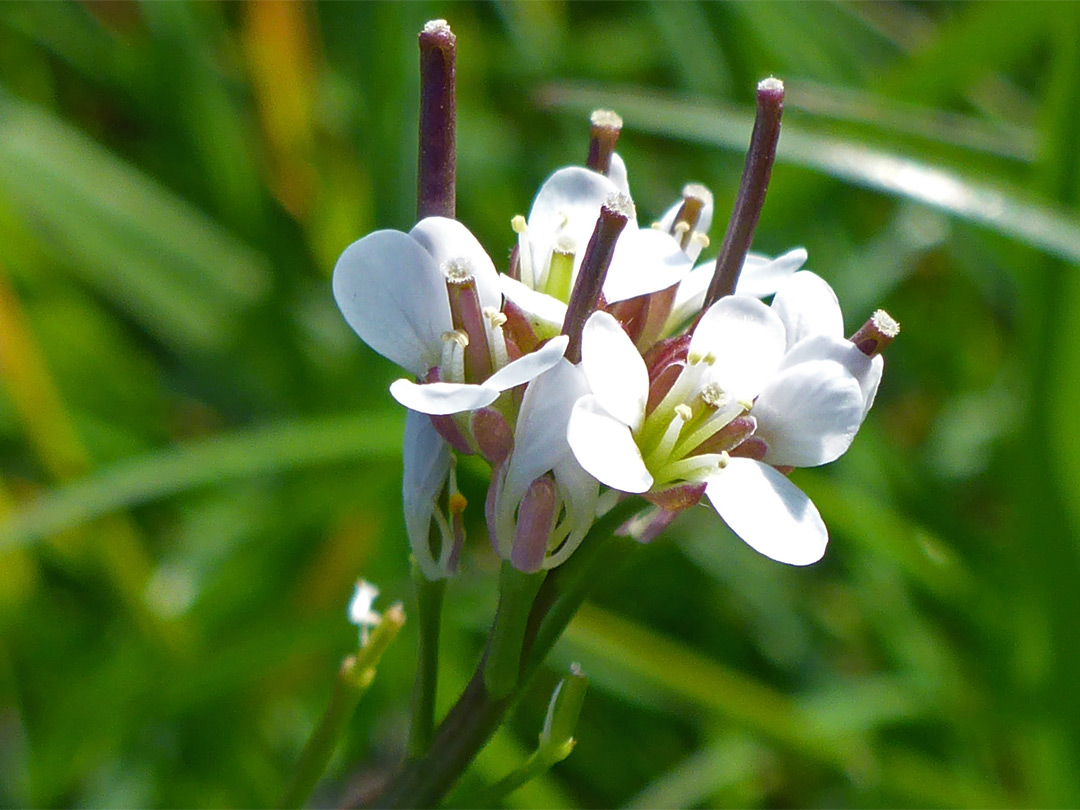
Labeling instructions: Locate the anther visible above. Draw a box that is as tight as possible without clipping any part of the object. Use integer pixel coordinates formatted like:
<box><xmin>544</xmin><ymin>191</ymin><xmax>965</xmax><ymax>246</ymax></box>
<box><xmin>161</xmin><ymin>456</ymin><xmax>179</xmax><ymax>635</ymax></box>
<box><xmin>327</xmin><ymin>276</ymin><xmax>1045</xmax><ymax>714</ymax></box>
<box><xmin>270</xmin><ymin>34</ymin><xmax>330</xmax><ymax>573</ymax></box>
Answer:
<box><xmin>674</xmin><ymin>404</ymin><xmax>693</xmax><ymax>421</ymax></box>
<box><xmin>483</xmin><ymin>306</ymin><xmax>507</xmax><ymax>328</ymax></box>
<box><xmin>442</xmin><ymin>329</ymin><xmax>469</xmax><ymax>348</ymax></box>
<box><xmin>511</xmin><ymin>214</ymin><xmax>527</xmax><ymax>234</ymax></box>
<box><xmin>718</xmin><ymin>451</ymin><xmax>730</xmax><ymax>469</ymax></box>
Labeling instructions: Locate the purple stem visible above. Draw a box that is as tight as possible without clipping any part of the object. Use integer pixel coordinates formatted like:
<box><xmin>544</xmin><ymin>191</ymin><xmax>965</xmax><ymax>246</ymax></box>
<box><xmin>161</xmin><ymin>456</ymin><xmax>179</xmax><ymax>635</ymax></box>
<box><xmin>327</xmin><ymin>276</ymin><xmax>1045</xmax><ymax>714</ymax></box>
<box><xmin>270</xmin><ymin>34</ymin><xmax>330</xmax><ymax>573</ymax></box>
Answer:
<box><xmin>417</xmin><ymin>20</ymin><xmax>456</xmax><ymax>220</ymax></box>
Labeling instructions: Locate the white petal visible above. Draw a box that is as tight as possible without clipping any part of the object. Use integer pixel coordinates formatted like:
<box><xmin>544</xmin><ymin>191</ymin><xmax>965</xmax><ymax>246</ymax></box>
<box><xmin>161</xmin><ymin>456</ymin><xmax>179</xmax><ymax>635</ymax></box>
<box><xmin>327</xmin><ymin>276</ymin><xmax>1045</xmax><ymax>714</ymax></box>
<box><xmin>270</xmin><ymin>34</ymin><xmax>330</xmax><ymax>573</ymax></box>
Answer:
<box><xmin>485</xmin><ymin>335</ymin><xmax>568</xmax><ymax>391</ymax></box>
<box><xmin>390</xmin><ymin>378</ymin><xmax>499</xmax><ymax>415</ymax></box>
<box><xmin>409</xmin><ymin>217</ymin><xmax>501</xmax><ymax>310</ymax></box>
<box><xmin>503</xmin><ymin>359</ymin><xmax>590</xmax><ymax>511</ymax></box>
<box><xmin>604</xmin><ymin>228</ymin><xmax>693</xmax><ymax>303</ymax></box>
<box><xmin>403</xmin><ymin>410</ymin><xmax>452</xmax><ymax>579</ymax></box>
<box><xmin>691</xmin><ymin>296</ymin><xmax>786</xmax><ymax>401</ymax></box>
<box><xmin>567</xmin><ymin>395</ymin><xmax>653</xmax><ymax>493</ymax></box>
<box><xmin>772</xmin><ymin>271</ymin><xmax>843</xmax><ymax>350</ymax></box>
<box><xmin>735</xmin><ymin>248</ymin><xmax>807</xmax><ymax>297</ymax></box>
<box><xmin>333</xmin><ymin>230</ymin><xmax>451</xmax><ymax>377</ymax></box>
<box><xmin>607</xmin><ymin>153</ymin><xmax>632</xmax><ymax>202</ymax></box>
<box><xmin>499</xmin><ymin>275</ymin><xmax>568</xmax><ymax>338</ymax></box>
<box><xmin>580</xmin><ymin>311</ymin><xmax>648</xmax><ymax>431</ymax></box>
<box><xmin>544</xmin><ymin>454</ymin><xmax>600</xmax><ymax>568</ymax></box>
<box><xmin>753</xmin><ymin>360</ymin><xmax>865</xmax><ymax>467</ymax></box>
<box><xmin>527</xmin><ymin>167</ymin><xmax>619</xmax><ymax>281</ymax></box>
<box><xmin>780</xmin><ymin>334</ymin><xmax>883</xmax><ymax>416</ymax></box>
<box><xmin>664</xmin><ymin>248</ymin><xmax>805</xmax><ymax>335</ymax></box>
<box><xmin>705</xmin><ymin>458</ymin><xmax>827</xmax><ymax>566</ymax></box>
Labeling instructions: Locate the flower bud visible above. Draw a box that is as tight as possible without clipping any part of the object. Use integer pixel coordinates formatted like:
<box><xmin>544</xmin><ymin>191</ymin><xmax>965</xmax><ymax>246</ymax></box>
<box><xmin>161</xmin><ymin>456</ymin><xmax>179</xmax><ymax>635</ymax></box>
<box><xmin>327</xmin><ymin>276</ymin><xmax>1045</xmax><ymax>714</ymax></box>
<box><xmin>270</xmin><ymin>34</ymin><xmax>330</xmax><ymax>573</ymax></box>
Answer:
<box><xmin>511</xmin><ymin>474</ymin><xmax>558</xmax><ymax>574</ymax></box>
<box><xmin>471</xmin><ymin>407</ymin><xmax>514</xmax><ymax>466</ymax></box>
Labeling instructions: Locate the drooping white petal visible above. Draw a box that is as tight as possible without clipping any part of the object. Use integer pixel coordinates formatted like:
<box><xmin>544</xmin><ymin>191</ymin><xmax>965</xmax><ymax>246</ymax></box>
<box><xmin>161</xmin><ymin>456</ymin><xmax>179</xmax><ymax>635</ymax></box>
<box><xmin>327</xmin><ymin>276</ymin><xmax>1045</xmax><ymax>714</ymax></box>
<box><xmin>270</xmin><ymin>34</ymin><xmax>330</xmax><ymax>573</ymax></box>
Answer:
<box><xmin>333</xmin><ymin>230</ymin><xmax>452</xmax><ymax>377</ymax></box>
<box><xmin>690</xmin><ymin>296</ymin><xmax>786</xmax><ymax>401</ymax></box>
<box><xmin>736</xmin><ymin>248</ymin><xmax>807</xmax><ymax>298</ymax></box>
<box><xmin>780</xmin><ymin>333</ymin><xmax>884</xmax><ymax>415</ymax></box>
<box><xmin>753</xmin><ymin>359</ymin><xmax>865</xmax><ymax>467</ymax></box>
<box><xmin>664</xmin><ymin>248</ymin><xmax>805</xmax><ymax>334</ymax></box>
<box><xmin>403</xmin><ymin>410</ymin><xmax>453</xmax><ymax>580</ymax></box>
<box><xmin>484</xmin><ymin>335</ymin><xmax>569</xmax><ymax>391</ymax></box>
<box><xmin>502</xmin><ymin>359</ymin><xmax>590</xmax><ymax>517</ymax></box>
<box><xmin>580</xmin><ymin>311</ymin><xmax>648</xmax><ymax>431</ymax></box>
<box><xmin>772</xmin><ymin>271</ymin><xmax>843</xmax><ymax>350</ymax></box>
<box><xmin>567</xmin><ymin>395</ymin><xmax>653</xmax><ymax>493</ymax></box>
<box><xmin>705</xmin><ymin>457</ymin><xmax>827</xmax><ymax>566</ymax></box>
<box><xmin>527</xmin><ymin>167</ymin><xmax>620</xmax><ymax>281</ymax></box>
<box><xmin>390</xmin><ymin>378</ymin><xmax>499</xmax><ymax>415</ymax></box>
<box><xmin>409</xmin><ymin>217</ymin><xmax>502</xmax><ymax>310</ymax></box>
<box><xmin>499</xmin><ymin>275</ymin><xmax>568</xmax><ymax>338</ymax></box>
<box><xmin>603</xmin><ymin>228</ymin><xmax>693</xmax><ymax>303</ymax></box>
<box><xmin>607</xmin><ymin>153</ymin><xmax>632</xmax><ymax>201</ymax></box>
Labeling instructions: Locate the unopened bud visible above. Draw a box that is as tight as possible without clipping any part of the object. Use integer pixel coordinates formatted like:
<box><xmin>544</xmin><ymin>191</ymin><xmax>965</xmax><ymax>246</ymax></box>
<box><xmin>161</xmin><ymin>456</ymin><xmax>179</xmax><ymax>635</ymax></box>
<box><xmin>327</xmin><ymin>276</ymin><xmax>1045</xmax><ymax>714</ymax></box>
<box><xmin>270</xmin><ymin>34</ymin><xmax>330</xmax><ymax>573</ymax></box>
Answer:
<box><xmin>540</xmin><ymin>663</ymin><xmax>589</xmax><ymax>753</ymax></box>
<box><xmin>511</xmin><ymin>474</ymin><xmax>558</xmax><ymax>573</ymax></box>
<box><xmin>849</xmin><ymin>309</ymin><xmax>899</xmax><ymax>357</ymax></box>
<box><xmin>471</xmin><ymin>408</ymin><xmax>514</xmax><ymax>466</ymax></box>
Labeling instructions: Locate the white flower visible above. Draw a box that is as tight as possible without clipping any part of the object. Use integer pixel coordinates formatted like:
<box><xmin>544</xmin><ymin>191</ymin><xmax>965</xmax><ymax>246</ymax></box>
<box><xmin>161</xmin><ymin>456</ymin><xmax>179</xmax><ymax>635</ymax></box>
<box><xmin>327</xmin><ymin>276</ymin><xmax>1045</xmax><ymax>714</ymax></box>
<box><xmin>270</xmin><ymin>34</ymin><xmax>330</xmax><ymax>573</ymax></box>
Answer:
<box><xmin>662</xmin><ymin>247</ymin><xmax>809</xmax><ymax>334</ymax></box>
<box><xmin>348</xmin><ymin>579</ymin><xmax>381</xmax><ymax>644</ymax></box>
<box><xmin>490</xmin><ymin>359</ymin><xmax>599</xmax><ymax>571</ymax></box>
<box><xmin>333</xmin><ymin>216</ymin><xmax>568</xmax><ymax>416</ymax></box>
<box><xmin>500</xmin><ymin>159</ymin><xmax>692</xmax><ymax>338</ymax></box>
<box><xmin>567</xmin><ymin>290</ymin><xmax>870</xmax><ymax>566</ymax></box>
<box><xmin>752</xmin><ymin>271</ymin><xmax>884</xmax><ymax>466</ymax></box>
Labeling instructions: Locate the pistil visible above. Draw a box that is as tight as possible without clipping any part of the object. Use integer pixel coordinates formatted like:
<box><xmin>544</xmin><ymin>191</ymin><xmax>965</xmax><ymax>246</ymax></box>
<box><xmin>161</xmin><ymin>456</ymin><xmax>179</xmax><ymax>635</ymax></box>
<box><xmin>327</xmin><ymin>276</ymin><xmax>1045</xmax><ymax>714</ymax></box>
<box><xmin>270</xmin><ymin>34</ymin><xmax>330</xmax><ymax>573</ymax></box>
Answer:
<box><xmin>700</xmin><ymin>78</ymin><xmax>785</xmax><ymax>314</ymax></box>
<box><xmin>586</xmin><ymin>109</ymin><xmax>623</xmax><ymax>175</ymax></box>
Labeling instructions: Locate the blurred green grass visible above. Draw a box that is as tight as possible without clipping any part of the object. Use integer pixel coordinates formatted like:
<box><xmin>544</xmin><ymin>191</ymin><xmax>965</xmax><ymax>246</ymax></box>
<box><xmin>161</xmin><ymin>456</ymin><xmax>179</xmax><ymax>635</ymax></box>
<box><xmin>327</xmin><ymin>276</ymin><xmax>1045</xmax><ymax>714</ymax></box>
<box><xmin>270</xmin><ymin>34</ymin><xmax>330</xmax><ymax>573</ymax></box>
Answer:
<box><xmin>0</xmin><ymin>1</ymin><xmax>1078</xmax><ymax>807</ymax></box>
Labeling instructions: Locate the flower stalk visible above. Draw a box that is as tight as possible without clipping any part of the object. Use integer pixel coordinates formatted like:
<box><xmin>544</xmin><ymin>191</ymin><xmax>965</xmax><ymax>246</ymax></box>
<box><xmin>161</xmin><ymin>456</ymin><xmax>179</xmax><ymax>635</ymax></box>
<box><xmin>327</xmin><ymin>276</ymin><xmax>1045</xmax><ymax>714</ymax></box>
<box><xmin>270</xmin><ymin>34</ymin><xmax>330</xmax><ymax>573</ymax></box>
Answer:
<box><xmin>283</xmin><ymin>603</ymin><xmax>406</xmax><ymax>809</ymax></box>
<box><xmin>407</xmin><ymin>567</ymin><xmax>445</xmax><ymax>759</ymax></box>
<box><xmin>483</xmin><ymin>562</ymin><xmax>546</xmax><ymax>699</ymax></box>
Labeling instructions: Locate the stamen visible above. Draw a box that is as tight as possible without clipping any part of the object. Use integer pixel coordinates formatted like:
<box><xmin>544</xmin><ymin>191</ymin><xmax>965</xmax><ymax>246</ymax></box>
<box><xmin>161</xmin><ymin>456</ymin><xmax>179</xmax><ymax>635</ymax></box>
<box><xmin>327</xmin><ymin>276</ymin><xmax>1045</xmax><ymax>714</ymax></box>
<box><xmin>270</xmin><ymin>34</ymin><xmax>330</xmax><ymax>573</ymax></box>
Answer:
<box><xmin>669</xmin><ymin>183</ymin><xmax>712</xmax><ymax>250</ymax></box>
<box><xmin>511</xmin><ymin>215</ymin><xmax>527</xmax><ymax>234</ymax></box>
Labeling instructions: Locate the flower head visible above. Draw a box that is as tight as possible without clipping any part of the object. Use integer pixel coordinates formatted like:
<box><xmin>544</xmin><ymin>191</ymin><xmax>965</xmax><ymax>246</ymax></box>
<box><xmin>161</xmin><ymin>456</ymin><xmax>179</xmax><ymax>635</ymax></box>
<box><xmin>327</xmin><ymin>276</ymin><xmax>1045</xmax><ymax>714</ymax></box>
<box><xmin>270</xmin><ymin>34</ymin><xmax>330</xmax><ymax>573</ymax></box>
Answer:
<box><xmin>333</xmin><ymin>216</ymin><xmax>568</xmax><ymax>417</ymax></box>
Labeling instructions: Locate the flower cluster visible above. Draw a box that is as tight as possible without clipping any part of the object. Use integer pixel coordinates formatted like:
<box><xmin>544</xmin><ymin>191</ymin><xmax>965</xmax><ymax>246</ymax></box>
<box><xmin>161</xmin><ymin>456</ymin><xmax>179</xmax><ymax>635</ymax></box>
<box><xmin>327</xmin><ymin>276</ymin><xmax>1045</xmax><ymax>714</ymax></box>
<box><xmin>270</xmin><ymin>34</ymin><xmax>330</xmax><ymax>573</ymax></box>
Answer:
<box><xmin>333</xmin><ymin>69</ymin><xmax>897</xmax><ymax>579</ymax></box>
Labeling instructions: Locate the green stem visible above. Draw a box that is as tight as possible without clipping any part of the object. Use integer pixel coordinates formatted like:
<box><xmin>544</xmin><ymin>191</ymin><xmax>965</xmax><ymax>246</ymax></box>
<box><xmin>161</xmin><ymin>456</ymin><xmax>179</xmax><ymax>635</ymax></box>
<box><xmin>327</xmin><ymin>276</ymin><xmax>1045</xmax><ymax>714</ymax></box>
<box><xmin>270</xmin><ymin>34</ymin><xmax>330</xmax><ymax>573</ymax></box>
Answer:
<box><xmin>484</xmin><ymin>563</ymin><xmax>546</xmax><ymax>699</ymax></box>
<box><xmin>364</xmin><ymin>499</ymin><xmax>642</xmax><ymax>809</ymax></box>
<box><xmin>407</xmin><ymin>568</ymin><xmax>445</xmax><ymax>758</ymax></box>
<box><xmin>283</xmin><ymin>604</ymin><xmax>406</xmax><ymax>808</ymax></box>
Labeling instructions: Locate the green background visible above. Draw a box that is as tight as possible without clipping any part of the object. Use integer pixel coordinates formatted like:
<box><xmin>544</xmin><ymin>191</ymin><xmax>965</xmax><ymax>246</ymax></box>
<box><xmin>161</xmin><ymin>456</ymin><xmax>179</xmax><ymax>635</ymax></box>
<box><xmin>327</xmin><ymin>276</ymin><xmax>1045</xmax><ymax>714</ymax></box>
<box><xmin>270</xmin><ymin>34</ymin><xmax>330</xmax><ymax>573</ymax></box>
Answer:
<box><xmin>1</xmin><ymin>1</ymin><xmax>1078</xmax><ymax>807</ymax></box>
